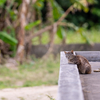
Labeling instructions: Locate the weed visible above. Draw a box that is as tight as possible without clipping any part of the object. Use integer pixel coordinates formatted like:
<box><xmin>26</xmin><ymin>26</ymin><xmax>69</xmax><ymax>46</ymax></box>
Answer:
<box><xmin>47</xmin><ymin>95</ymin><xmax>55</xmax><ymax>100</ymax></box>
<box><xmin>1</xmin><ymin>97</ymin><xmax>7</xmax><ymax>100</ymax></box>
<box><xmin>18</xmin><ymin>97</ymin><xmax>25</xmax><ymax>100</ymax></box>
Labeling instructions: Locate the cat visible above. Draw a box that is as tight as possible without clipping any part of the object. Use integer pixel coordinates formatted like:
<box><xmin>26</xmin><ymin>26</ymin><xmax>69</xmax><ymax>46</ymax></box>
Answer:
<box><xmin>64</xmin><ymin>50</ymin><xmax>91</xmax><ymax>74</ymax></box>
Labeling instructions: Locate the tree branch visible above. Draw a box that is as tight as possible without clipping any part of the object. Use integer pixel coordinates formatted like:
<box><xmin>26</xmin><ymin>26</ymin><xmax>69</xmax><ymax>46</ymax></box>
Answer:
<box><xmin>57</xmin><ymin>5</ymin><xmax>73</xmax><ymax>23</ymax></box>
<box><xmin>26</xmin><ymin>5</ymin><xmax>73</xmax><ymax>43</ymax></box>
<box><xmin>26</xmin><ymin>24</ymin><xmax>52</xmax><ymax>43</ymax></box>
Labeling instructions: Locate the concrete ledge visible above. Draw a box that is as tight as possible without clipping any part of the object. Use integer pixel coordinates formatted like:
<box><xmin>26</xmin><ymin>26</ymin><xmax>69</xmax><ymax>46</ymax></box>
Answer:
<box><xmin>57</xmin><ymin>52</ymin><xmax>84</xmax><ymax>100</ymax></box>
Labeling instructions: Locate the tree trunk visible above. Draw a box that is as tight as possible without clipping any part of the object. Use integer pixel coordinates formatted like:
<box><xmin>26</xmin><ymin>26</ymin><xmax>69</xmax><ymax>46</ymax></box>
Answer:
<box><xmin>62</xmin><ymin>38</ymin><xmax>66</xmax><ymax>44</ymax></box>
<box><xmin>25</xmin><ymin>2</ymin><xmax>36</xmax><ymax>58</ymax></box>
<box><xmin>46</xmin><ymin>0</ymin><xmax>54</xmax><ymax>44</ymax></box>
<box><xmin>37</xmin><ymin>10</ymin><xmax>42</xmax><ymax>44</ymax></box>
<box><xmin>15</xmin><ymin>0</ymin><xmax>30</xmax><ymax>64</ymax></box>
<box><xmin>0</xmin><ymin>6</ymin><xmax>6</xmax><ymax>31</ymax></box>
<box><xmin>43</xmin><ymin>23</ymin><xmax>57</xmax><ymax>58</ymax></box>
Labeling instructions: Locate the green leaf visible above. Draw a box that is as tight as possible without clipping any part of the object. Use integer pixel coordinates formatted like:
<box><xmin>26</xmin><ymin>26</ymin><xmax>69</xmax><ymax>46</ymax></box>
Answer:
<box><xmin>0</xmin><ymin>31</ymin><xmax>18</xmax><ymax>46</ymax></box>
<box><xmin>0</xmin><ymin>0</ymin><xmax>6</xmax><ymax>7</ymax></box>
<box><xmin>77</xmin><ymin>28</ymin><xmax>91</xmax><ymax>44</ymax></box>
<box><xmin>57</xmin><ymin>26</ymin><xmax>66</xmax><ymax>39</ymax></box>
<box><xmin>83</xmin><ymin>7</ymin><xmax>89</xmax><ymax>13</ymax></box>
<box><xmin>91</xmin><ymin>8</ymin><xmax>100</xmax><ymax>17</ymax></box>
<box><xmin>15</xmin><ymin>0</ymin><xmax>22</xmax><ymax>6</ymax></box>
<box><xmin>87</xmin><ymin>0</ymin><xmax>98</xmax><ymax>4</ymax></box>
<box><xmin>73</xmin><ymin>0</ymin><xmax>89</xmax><ymax>13</ymax></box>
<box><xmin>34</xmin><ymin>0</ymin><xmax>44</xmax><ymax>10</ymax></box>
<box><xmin>73</xmin><ymin>0</ymin><xmax>86</xmax><ymax>7</ymax></box>
<box><xmin>25</xmin><ymin>20</ymin><xmax>41</xmax><ymax>31</ymax></box>
<box><xmin>50</xmin><ymin>0</ymin><xmax>64</xmax><ymax>20</ymax></box>
<box><xmin>9</xmin><ymin>10</ymin><xmax>17</xmax><ymax>20</ymax></box>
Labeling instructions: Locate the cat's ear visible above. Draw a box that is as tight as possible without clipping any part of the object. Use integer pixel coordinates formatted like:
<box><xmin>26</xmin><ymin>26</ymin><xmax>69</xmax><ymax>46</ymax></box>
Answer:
<box><xmin>71</xmin><ymin>50</ymin><xmax>73</xmax><ymax>54</ymax></box>
<box><xmin>64</xmin><ymin>51</ymin><xmax>67</xmax><ymax>54</ymax></box>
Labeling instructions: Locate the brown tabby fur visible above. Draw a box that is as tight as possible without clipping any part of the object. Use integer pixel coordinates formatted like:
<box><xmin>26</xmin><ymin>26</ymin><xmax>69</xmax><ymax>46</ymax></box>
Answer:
<box><xmin>64</xmin><ymin>50</ymin><xmax>91</xmax><ymax>74</ymax></box>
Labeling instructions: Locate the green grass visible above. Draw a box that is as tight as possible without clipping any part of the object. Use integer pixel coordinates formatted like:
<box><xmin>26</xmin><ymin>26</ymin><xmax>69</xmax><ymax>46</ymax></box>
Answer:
<box><xmin>32</xmin><ymin>29</ymin><xmax>100</xmax><ymax>44</ymax></box>
<box><xmin>0</xmin><ymin>55</ymin><xmax>60</xmax><ymax>89</ymax></box>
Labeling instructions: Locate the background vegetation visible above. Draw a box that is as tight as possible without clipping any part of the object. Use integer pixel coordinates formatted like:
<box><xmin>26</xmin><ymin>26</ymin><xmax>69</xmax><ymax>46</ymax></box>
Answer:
<box><xmin>0</xmin><ymin>0</ymin><xmax>100</xmax><ymax>89</ymax></box>
<box><xmin>0</xmin><ymin>55</ymin><xmax>59</xmax><ymax>89</ymax></box>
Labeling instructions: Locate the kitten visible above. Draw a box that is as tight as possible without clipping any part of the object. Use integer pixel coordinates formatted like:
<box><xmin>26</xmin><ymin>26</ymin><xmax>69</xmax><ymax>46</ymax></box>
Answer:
<box><xmin>64</xmin><ymin>50</ymin><xmax>91</xmax><ymax>74</ymax></box>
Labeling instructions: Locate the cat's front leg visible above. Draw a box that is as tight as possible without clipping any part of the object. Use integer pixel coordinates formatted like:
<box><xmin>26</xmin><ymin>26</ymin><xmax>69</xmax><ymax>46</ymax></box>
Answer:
<box><xmin>79</xmin><ymin>69</ymin><xmax>86</xmax><ymax>74</ymax></box>
<box><xmin>68</xmin><ymin>61</ymin><xmax>74</xmax><ymax>64</ymax></box>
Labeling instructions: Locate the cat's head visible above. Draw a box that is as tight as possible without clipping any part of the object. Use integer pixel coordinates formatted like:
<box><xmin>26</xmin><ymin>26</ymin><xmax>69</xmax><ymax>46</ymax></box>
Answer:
<box><xmin>64</xmin><ymin>50</ymin><xmax>74</xmax><ymax>58</ymax></box>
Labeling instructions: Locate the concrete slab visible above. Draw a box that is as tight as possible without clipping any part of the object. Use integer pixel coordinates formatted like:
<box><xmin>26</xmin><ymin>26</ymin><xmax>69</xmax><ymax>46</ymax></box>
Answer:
<box><xmin>75</xmin><ymin>51</ymin><xmax>100</xmax><ymax>61</ymax></box>
<box><xmin>80</xmin><ymin>62</ymin><xmax>100</xmax><ymax>100</ymax></box>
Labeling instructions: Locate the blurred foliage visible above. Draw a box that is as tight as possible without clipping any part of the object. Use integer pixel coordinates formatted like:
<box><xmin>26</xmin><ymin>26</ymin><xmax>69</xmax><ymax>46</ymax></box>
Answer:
<box><xmin>0</xmin><ymin>0</ymin><xmax>99</xmax><ymax>57</ymax></box>
<box><xmin>25</xmin><ymin>20</ymin><xmax>41</xmax><ymax>31</ymax></box>
<box><xmin>91</xmin><ymin>8</ymin><xmax>100</xmax><ymax>17</ymax></box>
<box><xmin>0</xmin><ymin>0</ymin><xmax>6</xmax><ymax>7</ymax></box>
<box><xmin>50</xmin><ymin>0</ymin><xmax>64</xmax><ymax>21</ymax></box>
<box><xmin>34</xmin><ymin>0</ymin><xmax>45</xmax><ymax>25</ymax></box>
<box><xmin>72</xmin><ymin>0</ymin><xmax>89</xmax><ymax>12</ymax></box>
<box><xmin>56</xmin><ymin>0</ymin><xmax>99</xmax><ymax>28</ymax></box>
<box><xmin>0</xmin><ymin>31</ymin><xmax>17</xmax><ymax>57</ymax></box>
<box><xmin>57</xmin><ymin>26</ymin><xmax>66</xmax><ymax>39</ymax></box>
<box><xmin>32</xmin><ymin>29</ymin><xmax>100</xmax><ymax>45</ymax></box>
<box><xmin>76</xmin><ymin>27</ymin><xmax>91</xmax><ymax>44</ymax></box>
<box><xmin>34</xmin><ymin>0</ymin><xmax>45</xmax><ymax>10</ymax></box>
<box><xmin>0</xmin><ymin>31</ymin><xmax>17</xmax><ymax>46</ymax></box>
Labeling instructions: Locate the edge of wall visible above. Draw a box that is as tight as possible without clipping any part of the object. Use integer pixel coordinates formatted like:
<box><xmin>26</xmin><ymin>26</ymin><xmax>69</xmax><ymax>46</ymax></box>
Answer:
<box><xmin>57</xmin><ymin>51</ymin><xmax>84</xmax><ymax>100</ymax></box>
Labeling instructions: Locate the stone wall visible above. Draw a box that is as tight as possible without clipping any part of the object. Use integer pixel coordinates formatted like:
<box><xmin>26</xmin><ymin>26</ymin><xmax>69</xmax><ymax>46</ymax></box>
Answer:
<box><xmin>30</xmin><ymin>43</ymin><xmax>100</xmax><ymax>57</ymax></box>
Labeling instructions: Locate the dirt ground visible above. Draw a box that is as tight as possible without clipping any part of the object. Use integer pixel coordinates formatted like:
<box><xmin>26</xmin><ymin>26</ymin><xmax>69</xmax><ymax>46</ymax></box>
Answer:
<box><xmin>0</xmin><ymin>85</ymin><xmax>58</xmax><ymax>100</ymax></box>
